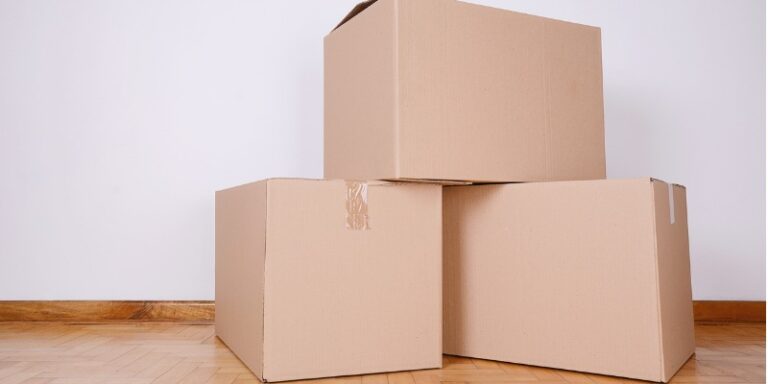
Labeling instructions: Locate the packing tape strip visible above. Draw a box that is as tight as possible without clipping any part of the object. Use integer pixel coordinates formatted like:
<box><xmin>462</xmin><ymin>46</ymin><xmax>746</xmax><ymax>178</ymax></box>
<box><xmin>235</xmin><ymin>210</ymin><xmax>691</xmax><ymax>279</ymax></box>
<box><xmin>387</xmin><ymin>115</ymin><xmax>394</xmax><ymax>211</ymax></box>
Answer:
<box><xmin>345</xmin><ymin>181</ymin><xmax>369</xmax><ymax>230</ymax></box>
<box><xmin>668</xmin><ymin>183</ymin><xmax>676</xmax><ymax>225</ymax></box>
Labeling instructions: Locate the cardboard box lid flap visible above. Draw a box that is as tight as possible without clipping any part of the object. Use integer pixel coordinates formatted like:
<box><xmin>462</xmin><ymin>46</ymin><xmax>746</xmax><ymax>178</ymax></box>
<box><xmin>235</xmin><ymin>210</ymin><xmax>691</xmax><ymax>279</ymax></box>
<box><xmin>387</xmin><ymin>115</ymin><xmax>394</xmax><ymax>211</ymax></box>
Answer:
<box><xmin>332</xmin><ymin>0</ymin><xmax>378</xmax><ymax>31</ymax></box>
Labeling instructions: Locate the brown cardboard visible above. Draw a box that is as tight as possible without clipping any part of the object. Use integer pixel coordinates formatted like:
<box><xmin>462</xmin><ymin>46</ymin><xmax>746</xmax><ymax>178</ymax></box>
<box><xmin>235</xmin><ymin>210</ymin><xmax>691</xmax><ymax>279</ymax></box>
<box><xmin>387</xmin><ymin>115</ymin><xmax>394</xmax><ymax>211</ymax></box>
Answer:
<box><xmin>325</xmin><ymin>0</ymin><xmax>605</xmax><ymax>183</ymax></box>
<box><xmin>215</xmin><ymin>178</ymin><xmax>442</xmax><ymax>382</ymax></box>
<box><xmin>443</xmin><ymin>178</ymin><xmax>695</xmax><ymax>382</ymax></box>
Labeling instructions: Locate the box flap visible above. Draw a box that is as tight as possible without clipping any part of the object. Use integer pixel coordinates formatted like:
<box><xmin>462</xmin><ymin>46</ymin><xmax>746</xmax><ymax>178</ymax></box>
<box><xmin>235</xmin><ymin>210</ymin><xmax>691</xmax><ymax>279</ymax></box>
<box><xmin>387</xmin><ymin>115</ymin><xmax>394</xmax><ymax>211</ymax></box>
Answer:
<box><xmin>332</xmin><ymin>0</ymin><xmax>377</xmax><ymax>31</ymax></box>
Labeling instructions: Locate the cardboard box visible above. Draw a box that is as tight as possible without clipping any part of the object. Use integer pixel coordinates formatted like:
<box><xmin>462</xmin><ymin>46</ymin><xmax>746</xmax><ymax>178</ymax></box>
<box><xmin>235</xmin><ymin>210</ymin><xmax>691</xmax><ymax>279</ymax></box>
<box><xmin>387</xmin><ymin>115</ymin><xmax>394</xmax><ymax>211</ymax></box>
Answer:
<box><xmin>443</xmin><ymin>178</ymin><xmax>695</xmax><ymax>382</ymax></box>
<box><xmin>215</xmin><ymin>179</ymin><xmax>442</xmax><ymax>382</ymax></box>
<box><xmin>325</xmin><ymin>0</ymin><xmax>605</xmax><ymax>183</ymax></box>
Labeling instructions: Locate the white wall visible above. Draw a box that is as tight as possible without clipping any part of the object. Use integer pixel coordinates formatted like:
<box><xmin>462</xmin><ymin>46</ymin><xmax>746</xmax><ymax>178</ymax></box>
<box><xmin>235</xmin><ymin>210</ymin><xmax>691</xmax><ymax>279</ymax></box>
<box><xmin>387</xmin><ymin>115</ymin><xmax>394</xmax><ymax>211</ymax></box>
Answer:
<box><xmin>0</xmin><ymin>0</ymin><xmax>764</xmax><ymax>300</ymax></box>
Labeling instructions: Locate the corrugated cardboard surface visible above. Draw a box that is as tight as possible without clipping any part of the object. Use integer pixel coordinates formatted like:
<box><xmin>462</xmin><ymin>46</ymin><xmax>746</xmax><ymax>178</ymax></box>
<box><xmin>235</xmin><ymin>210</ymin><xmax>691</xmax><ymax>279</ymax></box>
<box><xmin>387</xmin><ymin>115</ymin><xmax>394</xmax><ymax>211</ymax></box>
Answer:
<box><xmin>324</xmin><ymin>0</ymin><xmax>397</xmax><ymax>181</ymax></box>
<box><xmin>325</xmin><ymin>0</ymin><xmax>605</xmax><ymax>183</ymax></box>
<box><xmin>215</xmin><ymin>181</ymin><xmax>267</xmax><ymax>378</ymax></box>
<box><xmin>216</xmin><ymin>179</ymin><xmax>442</xmax><ymax>382</ymax></box>
<box><xmin>652</xmin><ymin>182</ymin><xmax>696</xmax><ymax>381</ymax></box>
<box><xmin>443</xmin><ymin>178</ymin><xmax>694</xmax><ymax>382</ymax></box>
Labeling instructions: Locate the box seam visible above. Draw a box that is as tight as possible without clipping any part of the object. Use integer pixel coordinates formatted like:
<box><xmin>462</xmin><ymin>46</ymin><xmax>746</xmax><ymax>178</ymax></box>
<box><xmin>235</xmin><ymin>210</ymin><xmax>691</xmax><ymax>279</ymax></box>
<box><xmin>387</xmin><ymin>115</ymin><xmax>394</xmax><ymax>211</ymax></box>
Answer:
<box><xmin>596</xmin><ymin>29</ymin><xmax>607</xmax><ymax>177</ymax></box>
<box><xmin>649</xmin><ymin>179</ymin><xmax>667</xmax><ymax>381</ymax></box>
<box><xmin>437</xmin><ymin>191</ymin><xmax>444</xmax><ymax>365</ymax></box>
<box><xmin>260</xmin><ymin>180</ymin><xmax>269</xmax><ymax>382</ymax></box>
<box><xmin>543</xmin><ymin>34</ymin><xmax>552</xmax><ymax>180</ymax></box>
<box><xmin>393</xmin><ymin>0</ymin><xmax>401</xmax><ymax>179</ymax></box>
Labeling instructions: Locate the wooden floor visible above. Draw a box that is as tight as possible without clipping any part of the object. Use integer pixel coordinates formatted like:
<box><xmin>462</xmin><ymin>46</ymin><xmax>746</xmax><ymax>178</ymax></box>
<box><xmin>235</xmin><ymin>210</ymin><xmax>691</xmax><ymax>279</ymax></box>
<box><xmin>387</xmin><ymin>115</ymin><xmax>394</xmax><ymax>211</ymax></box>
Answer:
<box><xmin>0</xmin><ymin>322</ymin><xmax>763</xmax><ymax>384</ymax></box>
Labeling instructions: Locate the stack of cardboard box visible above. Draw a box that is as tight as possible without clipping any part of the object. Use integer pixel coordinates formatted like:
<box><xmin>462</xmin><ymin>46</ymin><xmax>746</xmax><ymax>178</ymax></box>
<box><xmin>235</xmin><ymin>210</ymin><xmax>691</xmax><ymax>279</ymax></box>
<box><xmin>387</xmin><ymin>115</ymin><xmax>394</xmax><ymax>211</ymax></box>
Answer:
<box><xmin>216</xmin><ymin>0</ymin><xmax>695</xmax><ymax>382</ymax></box>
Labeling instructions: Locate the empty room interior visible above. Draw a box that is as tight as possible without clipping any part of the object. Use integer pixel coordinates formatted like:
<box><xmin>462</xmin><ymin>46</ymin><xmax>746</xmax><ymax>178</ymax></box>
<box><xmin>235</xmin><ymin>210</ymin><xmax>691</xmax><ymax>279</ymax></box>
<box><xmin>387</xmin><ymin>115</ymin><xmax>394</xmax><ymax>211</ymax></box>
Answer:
<box><xmin>0</xmin><ymin>0</ymin><xmax>765</xmax><ymax>383</ymax></box>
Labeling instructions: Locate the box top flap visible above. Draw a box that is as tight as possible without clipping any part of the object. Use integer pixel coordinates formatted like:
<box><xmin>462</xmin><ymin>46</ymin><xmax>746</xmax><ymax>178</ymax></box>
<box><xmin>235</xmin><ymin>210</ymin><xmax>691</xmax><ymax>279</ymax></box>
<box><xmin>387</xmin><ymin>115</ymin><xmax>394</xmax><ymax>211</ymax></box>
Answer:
<box><xmin>332</xmin><ymin>0</ymin><xmax>377</xmax><ymax>31</ymax></box>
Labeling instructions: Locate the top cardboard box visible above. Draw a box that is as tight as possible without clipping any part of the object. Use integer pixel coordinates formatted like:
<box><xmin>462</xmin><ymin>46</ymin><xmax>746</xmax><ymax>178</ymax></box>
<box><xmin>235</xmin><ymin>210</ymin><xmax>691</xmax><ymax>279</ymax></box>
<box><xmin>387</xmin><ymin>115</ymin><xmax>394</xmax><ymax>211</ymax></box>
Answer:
<box><xmin>325</xmin><ymin>0</ymin><xmax>606</xmax><ymax>183</ymax></box>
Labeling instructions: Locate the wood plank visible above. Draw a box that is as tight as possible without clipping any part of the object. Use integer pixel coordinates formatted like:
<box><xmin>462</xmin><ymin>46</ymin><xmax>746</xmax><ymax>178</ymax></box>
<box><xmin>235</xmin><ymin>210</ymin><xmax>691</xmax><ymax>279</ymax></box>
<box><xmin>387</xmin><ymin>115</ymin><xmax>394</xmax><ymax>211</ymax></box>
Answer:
<box><xmin>0</xmin><ymin>322</ymin><xmax>762</xmax><ymax>383</ymax></box>
<box><xmin>0</xmin><ymin>301</ymin><xmax>214</xmax><ymax>323</ymax></box>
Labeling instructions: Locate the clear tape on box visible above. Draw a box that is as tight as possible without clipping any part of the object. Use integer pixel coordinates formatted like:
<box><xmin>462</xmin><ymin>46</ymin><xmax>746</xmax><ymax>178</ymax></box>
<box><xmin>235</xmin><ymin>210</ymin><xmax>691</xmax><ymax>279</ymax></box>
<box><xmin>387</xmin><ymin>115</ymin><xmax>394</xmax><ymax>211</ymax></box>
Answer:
<box><xmin>345</xmin><ymin>181</ymin><xmax>369</xmax><ymax>230</ymax></box>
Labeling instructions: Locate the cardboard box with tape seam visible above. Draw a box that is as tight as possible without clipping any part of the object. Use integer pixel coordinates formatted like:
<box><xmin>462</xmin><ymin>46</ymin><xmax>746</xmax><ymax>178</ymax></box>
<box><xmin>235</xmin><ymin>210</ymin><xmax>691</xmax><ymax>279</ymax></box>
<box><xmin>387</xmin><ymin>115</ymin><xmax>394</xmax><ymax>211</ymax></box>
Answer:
<box><xmin>325</xmin><ymin>0</ymin><xmax>606</xmax><ymax>183</ymax></box>
<box><xmin>215</xmin><ymin>178</ymin><xmax>442</xmax><ymax>382</ymax></box>
<box><xmin>443</xmin><ymin>178</ymin><xmax>695</xmax><ymax>382</ymax></box>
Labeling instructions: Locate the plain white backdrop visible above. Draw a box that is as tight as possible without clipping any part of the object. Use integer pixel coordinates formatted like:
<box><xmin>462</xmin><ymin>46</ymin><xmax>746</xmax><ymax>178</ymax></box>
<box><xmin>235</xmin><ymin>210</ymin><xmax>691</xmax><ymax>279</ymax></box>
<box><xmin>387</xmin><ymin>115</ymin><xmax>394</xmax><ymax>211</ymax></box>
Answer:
<box><xmin>0</xmin><ymin>0</ymin><xmax>764</xmax><ymax>300</ymax></box>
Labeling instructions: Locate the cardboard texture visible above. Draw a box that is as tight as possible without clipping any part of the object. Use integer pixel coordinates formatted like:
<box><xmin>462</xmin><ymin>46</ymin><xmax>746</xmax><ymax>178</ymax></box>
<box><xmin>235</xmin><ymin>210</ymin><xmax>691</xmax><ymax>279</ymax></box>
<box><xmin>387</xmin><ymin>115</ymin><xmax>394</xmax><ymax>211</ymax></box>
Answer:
<box><xmin>325</xmin><ymin>0</ymin><xmax>606</xmax><ymax>183</ymax></box>
<box><xmin>216</xmin><ymin>179</ymin><xmax>442</xmax><ymax>382</ymax></box>
<box><xmin>443</xmin><ymin>178</ymin><xmax>695</xmax><ymax>382</ymax></box>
